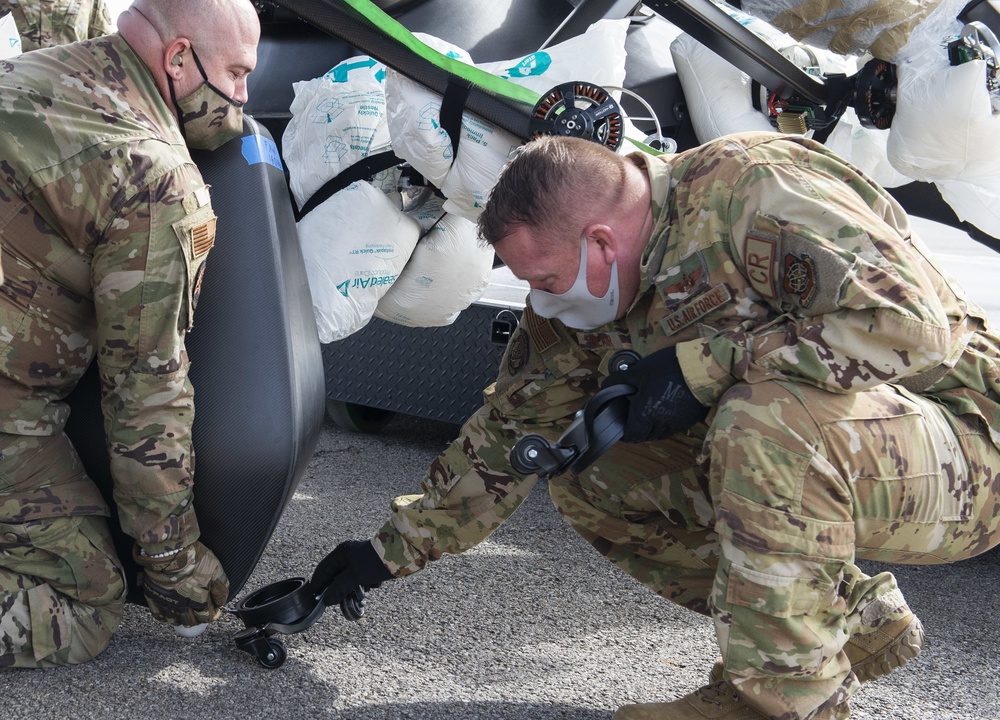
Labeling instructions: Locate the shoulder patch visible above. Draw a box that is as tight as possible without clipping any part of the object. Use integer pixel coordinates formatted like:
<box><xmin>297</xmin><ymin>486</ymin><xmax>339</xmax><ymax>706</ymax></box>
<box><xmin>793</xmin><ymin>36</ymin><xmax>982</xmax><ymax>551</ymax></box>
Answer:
<box><xmin>507</xmin><ymin>329</ymin><xmax>529</xmax><ymax>375</ymax></box>
<box><xmin>191</xmin><ymin>217</ymin><xmax>216</xmax><ymax>258</ymax></box>
<box><xmin>522</xmin><ymin>306</ymin><xmax>560</xmax><ymax>354</ymax></box>
<box><xmin>744</xmin><ymin>216</ymin><xmax>780</xmax><ymax>300</ymax></box>
<box><xmin>782</xmin><ymin>252</ymin><xmax>818</xmax><ymax>307</ymax></box>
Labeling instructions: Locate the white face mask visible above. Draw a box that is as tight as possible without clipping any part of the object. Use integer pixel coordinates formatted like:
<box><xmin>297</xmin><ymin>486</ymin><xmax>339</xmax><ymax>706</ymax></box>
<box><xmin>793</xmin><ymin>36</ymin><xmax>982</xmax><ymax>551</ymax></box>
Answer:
<box><xmin>530</xmin><ymin>233</ymin><xmax>620</xmax><ymax>330</ymax></box>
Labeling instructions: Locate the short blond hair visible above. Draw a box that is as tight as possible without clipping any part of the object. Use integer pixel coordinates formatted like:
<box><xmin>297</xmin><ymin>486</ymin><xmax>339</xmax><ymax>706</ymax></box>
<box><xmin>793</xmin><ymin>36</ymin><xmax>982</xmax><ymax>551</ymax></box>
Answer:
<box><xmin>478</xmin><ymin>135</ymin><xmax>628</xmax><ymax>247</ymax></box>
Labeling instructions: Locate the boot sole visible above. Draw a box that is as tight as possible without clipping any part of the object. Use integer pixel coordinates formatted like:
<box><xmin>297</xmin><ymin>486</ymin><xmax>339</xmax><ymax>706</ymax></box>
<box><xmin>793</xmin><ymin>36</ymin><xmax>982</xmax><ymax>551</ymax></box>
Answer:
<box><xmin>851</xmin><ymin>615</ymin><xmax>926</xmax><ymax>683</ymax></box>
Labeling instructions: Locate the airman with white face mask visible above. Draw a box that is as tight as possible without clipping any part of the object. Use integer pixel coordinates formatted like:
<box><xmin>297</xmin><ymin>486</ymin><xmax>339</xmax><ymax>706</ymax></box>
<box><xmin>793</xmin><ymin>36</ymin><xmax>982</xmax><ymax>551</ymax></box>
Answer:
<box><xmin>311</xmin><ymin>132</ymin><xmax>1000</xmax><ymax>720</ymax></box>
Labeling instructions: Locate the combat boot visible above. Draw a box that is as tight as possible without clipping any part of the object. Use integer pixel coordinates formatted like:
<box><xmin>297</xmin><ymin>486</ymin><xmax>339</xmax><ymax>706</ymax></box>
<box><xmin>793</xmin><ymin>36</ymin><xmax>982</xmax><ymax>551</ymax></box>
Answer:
<box><xmin>708</xmin><ymin>610</ymin><xmax>925</xmax><ymax>685</ymax></box>
<box><xmin>612</xmin><ymin>680</ymin><xmax>842</xmax><ymax>719</ymax></box>
<box><xmin>845</xmin><ymin>612</ymin><xmax>925</xmax><ymax>683</ymax></box>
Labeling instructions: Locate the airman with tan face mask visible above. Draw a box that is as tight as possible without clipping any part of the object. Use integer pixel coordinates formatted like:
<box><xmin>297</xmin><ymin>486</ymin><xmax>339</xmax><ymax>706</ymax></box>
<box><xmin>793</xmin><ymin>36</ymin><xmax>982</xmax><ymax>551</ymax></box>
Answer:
<box><xmin>0</xmin><ymin>0</ymin><xmax>260</xmax><ymax>666</ymax></box>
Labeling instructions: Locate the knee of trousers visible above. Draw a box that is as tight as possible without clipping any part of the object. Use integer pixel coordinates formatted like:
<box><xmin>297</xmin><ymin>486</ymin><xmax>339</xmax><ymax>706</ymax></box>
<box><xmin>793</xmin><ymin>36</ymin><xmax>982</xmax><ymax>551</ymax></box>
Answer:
<box><xmin>1</xmin><ymin>515</ymin><xmax>127</xmax><ymax>665</ymax></box>
<box><xmin>1</xmin><ymin>584</ymin><xmax>125</xmax><ymax>667</ymax></box>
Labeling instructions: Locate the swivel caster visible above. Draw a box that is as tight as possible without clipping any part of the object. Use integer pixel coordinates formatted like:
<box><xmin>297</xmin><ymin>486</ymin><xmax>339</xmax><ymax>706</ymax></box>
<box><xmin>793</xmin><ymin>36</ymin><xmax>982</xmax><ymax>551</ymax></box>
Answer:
<box><xmin>257</xmin><ymin>637</ymin><xmax>287</xmax><ymax>669</ymax></box>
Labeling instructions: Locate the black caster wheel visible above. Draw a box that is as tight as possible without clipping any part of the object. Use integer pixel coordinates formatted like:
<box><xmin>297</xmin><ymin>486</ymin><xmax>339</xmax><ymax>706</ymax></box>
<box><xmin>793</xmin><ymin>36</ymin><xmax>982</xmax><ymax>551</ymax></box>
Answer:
<box><xmin>510</xmin><ymin>434</ymin><xmax>550</xmax><ymax>475</ymax></box>
<box><xmin>340</xmin><ymin>587</ymin><xmax>367</xmax><ymax>621</ymax></box>
<box><xmin>257</xmin><ymin>638</ymin><xmax>287</xmax><ymax>669</ymax></box>
<box><xmin>609</xmin><ymin>349</ymin><xmax>640</xmax><ymax>374</ymax></box>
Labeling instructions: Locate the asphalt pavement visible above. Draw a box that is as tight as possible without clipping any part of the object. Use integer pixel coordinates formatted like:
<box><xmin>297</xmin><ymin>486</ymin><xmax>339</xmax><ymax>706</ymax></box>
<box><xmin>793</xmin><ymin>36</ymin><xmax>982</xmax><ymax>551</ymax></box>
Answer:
<box><xmin>8</xmin><ymin>219</ymin><xmax>1000</xmax><ymax>720</ymax></box>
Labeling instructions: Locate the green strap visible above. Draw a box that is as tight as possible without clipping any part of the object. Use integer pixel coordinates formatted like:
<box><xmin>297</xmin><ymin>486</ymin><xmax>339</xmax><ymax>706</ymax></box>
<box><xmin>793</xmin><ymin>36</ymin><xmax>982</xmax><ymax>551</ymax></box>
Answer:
<box><xmin>626</xmin><ymin>137</ymin><xmax>663</xmax><ymax>155</ymax></box>
<box><xmin>339</xmin><ymin>0</ymin><xmax>659</xmax><ymax>155</ymax></box>
<box><xmin>341</xmin><ymin>0</ymin><xmax>542</xmax><ymax>107</ymax></box>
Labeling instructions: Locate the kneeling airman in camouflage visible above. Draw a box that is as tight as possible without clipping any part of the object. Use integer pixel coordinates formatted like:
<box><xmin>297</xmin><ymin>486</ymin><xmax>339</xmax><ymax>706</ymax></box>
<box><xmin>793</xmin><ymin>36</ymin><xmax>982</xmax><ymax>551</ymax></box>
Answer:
<box><xmin>0</xmin><ymin>0</ymin><xmax>260</xmax><ymax>666</ymax></box>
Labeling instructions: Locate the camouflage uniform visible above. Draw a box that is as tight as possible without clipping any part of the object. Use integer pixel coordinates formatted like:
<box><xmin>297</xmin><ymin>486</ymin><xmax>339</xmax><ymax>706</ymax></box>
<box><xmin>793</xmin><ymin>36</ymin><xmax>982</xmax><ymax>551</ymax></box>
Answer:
<box><xmin>372</xmin><ymin>132</ymin><xmax>1000</xmax><ymax>718</ymax></box>
<box><xmin>0</xmin><ymin>34</ymin><xmax>216</xmax><ymax>666</ymax></box>
<box><xmin>0</xmin><ymin>0</ymin><xmax>113</xmax><ymax>51</ymax></box>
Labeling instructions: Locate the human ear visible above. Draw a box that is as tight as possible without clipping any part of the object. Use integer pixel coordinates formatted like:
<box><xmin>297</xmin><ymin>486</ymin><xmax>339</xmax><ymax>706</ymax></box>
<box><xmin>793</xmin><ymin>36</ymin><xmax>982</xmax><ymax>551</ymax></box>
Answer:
<box><xmin>587</xmin><ymin>224</ymin><xmax>618</xmax><ymax>264</ymax></box>
<box><xmin>163</xmin><ymin>38</ymin><xmax>189</xmax><ymax>79</ymax></box>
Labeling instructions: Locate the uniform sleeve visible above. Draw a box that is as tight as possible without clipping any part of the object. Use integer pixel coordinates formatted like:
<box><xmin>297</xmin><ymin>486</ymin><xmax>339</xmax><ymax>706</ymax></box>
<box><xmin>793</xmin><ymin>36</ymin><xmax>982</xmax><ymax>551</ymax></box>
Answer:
<box><xmin>375</xmin><ymin>309</ymin><xmax>600</xmax><ymax>576</ymax></box>
<box><xmin>92</xmin><ymin>164</ymin><xmax>214</xmax><ymax>554</ymax></box>
<box><xmin>677</xmin><ymin>154</ymin><xmax>956</xmax><ymax>406</ymax></box>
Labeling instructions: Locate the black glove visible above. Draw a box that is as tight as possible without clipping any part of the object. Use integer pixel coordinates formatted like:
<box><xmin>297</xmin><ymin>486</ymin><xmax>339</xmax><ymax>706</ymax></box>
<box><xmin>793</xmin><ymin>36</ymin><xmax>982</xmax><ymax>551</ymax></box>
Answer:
<box><xmin>602</xmin><ymin>346</ymin><xmax>708</xmax><ymax>443</ymax></box>
<box><xmin>309</xmin><ymin>539</ymin><xmax>394</xmax><ymax>605</ymax></box>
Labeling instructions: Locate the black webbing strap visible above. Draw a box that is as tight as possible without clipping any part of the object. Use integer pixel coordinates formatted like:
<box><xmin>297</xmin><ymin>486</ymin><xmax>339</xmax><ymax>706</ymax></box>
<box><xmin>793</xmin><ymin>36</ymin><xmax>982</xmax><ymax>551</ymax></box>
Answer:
<box><xmin>439</xmin><ymin>78</ymin><xmax>473</xmax><ymax>161</ymax></box>
<box><xmin>296</xmin><ymin>150</ymin><xmax>402</xmax><ymax>218</ymax></box>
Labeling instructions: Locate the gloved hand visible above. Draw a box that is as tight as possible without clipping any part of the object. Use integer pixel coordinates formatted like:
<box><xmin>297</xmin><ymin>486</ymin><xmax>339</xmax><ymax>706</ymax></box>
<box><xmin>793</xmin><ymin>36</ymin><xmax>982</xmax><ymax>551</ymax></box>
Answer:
<box><xmin>602</xmin><ymin>345</ymin><xmax>708</xmax><ymax>443</ymax></box>
<box><xmin>308</xmin><ymin>539</ymin><xmax>394</xmax><ymax>605</ymax></box>
<box><xmin>133</xmin><ymin>540</ymin><xmax>229</xmax><ymax>627</ymax></box>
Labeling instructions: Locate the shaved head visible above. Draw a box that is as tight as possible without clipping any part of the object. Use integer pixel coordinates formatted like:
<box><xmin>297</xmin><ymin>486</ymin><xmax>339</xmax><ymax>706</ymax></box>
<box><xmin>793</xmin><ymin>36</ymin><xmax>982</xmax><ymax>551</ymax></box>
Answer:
<box><xmin>131</xmin><ymin>0</ymin><xmax>258</xmax><ymax>52</ymax></box>
<box><xmin>119</xmin><ymin>0</ymin><xmax>260</xmax><ymax>107</ymax></box>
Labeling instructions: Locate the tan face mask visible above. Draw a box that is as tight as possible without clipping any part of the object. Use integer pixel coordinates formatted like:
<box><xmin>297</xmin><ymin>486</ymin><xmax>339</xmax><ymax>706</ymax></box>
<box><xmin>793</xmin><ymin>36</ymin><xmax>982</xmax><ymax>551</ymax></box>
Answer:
<box><xmin>169</xmin><ymin>47</ymin><xmax>244</xmax><ymax>151</ymax></box>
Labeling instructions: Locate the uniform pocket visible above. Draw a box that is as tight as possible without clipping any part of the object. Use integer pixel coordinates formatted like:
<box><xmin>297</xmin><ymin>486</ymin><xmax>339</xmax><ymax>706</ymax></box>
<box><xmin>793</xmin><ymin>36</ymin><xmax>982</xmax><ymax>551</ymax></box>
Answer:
<box><xmin>490</xmin><ymin>311</ymin><xmax>590</xmax><ymax>423</ymax></box>
<box><xmin>171</xmin><ymin>204</ymin><xmax>216</xmax><ymax>330</ymax></box>
<box><xmin>36</xmin><ymin>0</ymin><xmax>84</xmax><ymax>45</ymax></box>
<box><xmin>722</xmin><ymin>562</ymin><xmax>844</xmax><ymax>677</ymax></box>
<box><xmin>838</xmin><ymin>392</ymin><xmax>972</xmax><ymax>524</ymax></box>
<box><xmin>726</xmin><ymin>564</ymin><xmax>837</xmax><ymax>619</ymax></box>
<box><xmin>1</xmin><ymin>515</ymin><xmax>125</xmax><ymax>607</ymax></box>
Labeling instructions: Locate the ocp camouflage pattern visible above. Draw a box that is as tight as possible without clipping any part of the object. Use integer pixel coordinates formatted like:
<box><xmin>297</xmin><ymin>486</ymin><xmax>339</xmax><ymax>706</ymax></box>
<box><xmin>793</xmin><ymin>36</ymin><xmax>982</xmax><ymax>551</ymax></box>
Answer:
<box><xmin>376</xmin><ymin>130</ymin><xmax>1000</xmax><ymax>573</ymax></box>
<box><xmin>0</xmin><ymin>35</ymin><xmax>213</xmax><ymax>554</ymax></box>
<box><xmin>372</xmin><ymin>132</ymin><xmax>1000</xmax><ymax>718</ymax></box>
<box><xmin>0</xmin><ymin>510</ymin><xmax>125</xmax><ymax>666</ymax></box>
<box><xmin>0</xmin><ymin>0</ymin><xmax>113</xmax><ymax>51</ymax></box>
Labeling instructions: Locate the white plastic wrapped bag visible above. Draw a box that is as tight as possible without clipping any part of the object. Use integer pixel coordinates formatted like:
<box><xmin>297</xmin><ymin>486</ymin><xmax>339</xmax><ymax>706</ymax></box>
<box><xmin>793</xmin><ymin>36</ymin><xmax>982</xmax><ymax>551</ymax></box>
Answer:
<box><xmin>887</xmin><ymin>56</ymin><xmax>1000</xmax><ymax>182</ymax></box>
<box><xmin>386</xmin><ymin>19</ymin><xmax>632</xmax><ymax>221</ymax></box>
<box><xmin>670</xmin><ymin>30</ymin><xmax>774</xmax><ymax>140</ymax></box>
<box><xmin>1</xmin><ymin>12</ymin><xmax>21</xmax><ymax>59</ymax></box>
<box><xmin>937</xmin><ymin>177</ymin><xmax>1000</xmax><ymax>240</ymax></box>
<box><xmin>298</xmin><ymin>181</ymin><xmax>421</xmax><ymax>342</ymax></box>
<box><xmin>438</xmin><ymin>133</ymin><xmax>519</xmax><ymax>219</ymax></box>
<box><xmin>476</xmin><ymin>19</ymin><xmax>629</xmax><ymax>94</ymax></box>
<box><xmin>384</xmin><ymin>34</ymin><xmax>475</xmax><ymax>188</ymax></box>
<box><xmin>375</xmin><ymin>202</ymin><xmax>494</xmax><ymax>327</ymax></box>
<box><xmin>282</xmin><ymin>55</ymin><xmax>391</xmax><ymax>209</ymax></box>
<box><xmin>823</xmin><ymin>116</ymin><xmax>911</xmax><ymax>188</ymax></box>
<box><xmin>669</xmin><ymin>6</ymin><xmax>858</xmax><ymax>140</ymax></box>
